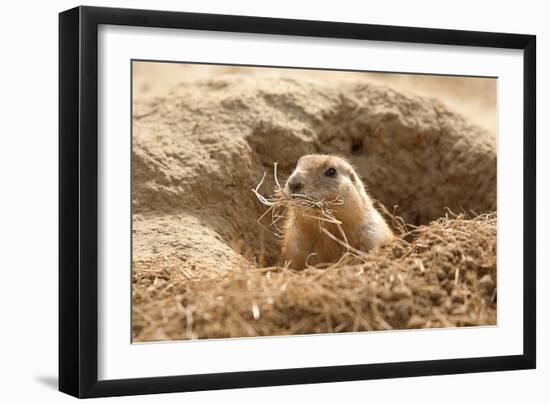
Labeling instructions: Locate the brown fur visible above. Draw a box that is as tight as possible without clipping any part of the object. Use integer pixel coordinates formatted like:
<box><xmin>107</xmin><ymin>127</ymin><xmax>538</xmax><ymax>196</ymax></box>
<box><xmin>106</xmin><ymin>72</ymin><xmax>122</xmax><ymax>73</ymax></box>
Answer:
<box><xmin>281</xmin><ymin>155</ymin><xmax>393</xmax><ymax>269</ymax></box>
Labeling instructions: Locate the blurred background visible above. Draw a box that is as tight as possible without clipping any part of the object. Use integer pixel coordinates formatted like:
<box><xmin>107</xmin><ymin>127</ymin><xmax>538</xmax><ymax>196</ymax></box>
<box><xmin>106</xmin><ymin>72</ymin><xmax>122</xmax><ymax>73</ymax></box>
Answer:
<box><xmin>133</xmin><ymin>61</ymin><xmax>496</xmax><ymax>135</ymax></box>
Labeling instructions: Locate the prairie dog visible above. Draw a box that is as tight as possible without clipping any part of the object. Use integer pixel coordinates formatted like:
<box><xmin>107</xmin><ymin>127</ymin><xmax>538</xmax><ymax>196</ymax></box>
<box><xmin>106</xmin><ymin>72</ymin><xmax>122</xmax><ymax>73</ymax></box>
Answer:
<box><xmin>281</xmin><ymin>154</ymin><xmax>393</xmax><ymax>269</ymax></box>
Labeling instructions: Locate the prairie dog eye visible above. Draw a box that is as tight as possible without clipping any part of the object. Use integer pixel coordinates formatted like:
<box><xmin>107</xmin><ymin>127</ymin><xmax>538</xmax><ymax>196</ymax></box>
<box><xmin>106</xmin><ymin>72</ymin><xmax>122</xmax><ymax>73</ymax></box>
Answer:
<box><xmin>324</xmin><ymin>167</ymin><xmax>337</xmax><ymax>177</ymax></box>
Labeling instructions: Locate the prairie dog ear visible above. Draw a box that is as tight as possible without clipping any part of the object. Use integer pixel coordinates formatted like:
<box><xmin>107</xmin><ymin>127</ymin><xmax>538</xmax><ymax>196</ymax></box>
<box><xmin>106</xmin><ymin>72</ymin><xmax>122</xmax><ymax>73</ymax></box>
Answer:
<box><xmin>349</xmin><ymin>170</ymin><xmax>360</xmax><ymax>185</ymax></box>
<box><xmin>349</xmin><ymin>170</ymin><xmax>368</xmax><ymax>193</ymax></box>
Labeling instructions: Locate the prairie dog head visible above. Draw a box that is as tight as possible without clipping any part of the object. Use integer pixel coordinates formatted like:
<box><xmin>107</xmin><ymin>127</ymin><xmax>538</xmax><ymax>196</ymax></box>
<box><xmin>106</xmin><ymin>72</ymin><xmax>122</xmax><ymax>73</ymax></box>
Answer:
<box><xmin>283</xmin><ymin>154</ymin><xmax>371</xmax><ymax>209</ymax></box>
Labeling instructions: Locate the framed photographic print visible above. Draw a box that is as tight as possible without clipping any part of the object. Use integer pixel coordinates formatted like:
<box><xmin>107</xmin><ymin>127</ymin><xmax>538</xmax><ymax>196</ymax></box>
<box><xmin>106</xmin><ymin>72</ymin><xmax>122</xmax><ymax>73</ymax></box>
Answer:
<box><xmin>59</xmin><ymin>6</ymin><xmax>536</xmax><ymax>398</ymax></box>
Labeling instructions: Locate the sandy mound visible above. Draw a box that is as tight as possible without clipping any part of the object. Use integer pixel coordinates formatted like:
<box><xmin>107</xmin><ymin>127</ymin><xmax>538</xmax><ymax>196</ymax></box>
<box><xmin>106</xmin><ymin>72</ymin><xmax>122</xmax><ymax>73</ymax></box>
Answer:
<box><xmin>133</xmin><ymin>214</ymin><xmax>496</xmax><ymax>341</ymax></box>
<box><xmin>133</xmin><ymin>74</ymin><xmax>496</xmax><ymax>266</ymax></box>
<box><xmin>133</xmin><ymin>63</ymin><xmax>497</xmax><ymax>135</ymax></box>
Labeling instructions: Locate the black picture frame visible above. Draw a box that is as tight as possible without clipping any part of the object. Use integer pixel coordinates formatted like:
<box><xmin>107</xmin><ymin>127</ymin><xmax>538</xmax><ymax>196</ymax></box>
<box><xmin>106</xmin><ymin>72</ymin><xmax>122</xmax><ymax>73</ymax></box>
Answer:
<box><xmin>59</xmin><ymin>5</ymin><xmax>536</xmax><ymax>398</ymax></box>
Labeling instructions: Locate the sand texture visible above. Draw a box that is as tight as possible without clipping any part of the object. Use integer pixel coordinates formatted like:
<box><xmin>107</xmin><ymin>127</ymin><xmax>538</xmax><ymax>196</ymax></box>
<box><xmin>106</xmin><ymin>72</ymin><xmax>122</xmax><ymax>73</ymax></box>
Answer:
<box><xmin>132</xmin><ymin>67</ymin><xmax>497</xmax><ymax>341</ymax></box>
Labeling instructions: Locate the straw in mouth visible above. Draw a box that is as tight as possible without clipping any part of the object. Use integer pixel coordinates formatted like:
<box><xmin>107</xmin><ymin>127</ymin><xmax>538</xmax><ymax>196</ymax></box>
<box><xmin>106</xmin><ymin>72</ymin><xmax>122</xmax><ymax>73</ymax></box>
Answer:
<box><xmin>252</xmin><ymin>162</ymin><xmax>352</xmax><ymax>252</ymax></box>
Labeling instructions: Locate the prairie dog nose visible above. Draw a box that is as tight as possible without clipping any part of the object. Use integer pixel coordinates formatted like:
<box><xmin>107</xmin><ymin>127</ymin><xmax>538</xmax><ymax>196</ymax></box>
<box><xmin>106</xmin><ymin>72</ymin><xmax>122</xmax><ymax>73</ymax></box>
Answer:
<box><xmin>288</xmin><ymin>177</ymin><xmax>303</xmax><ymax>194</ymax></box>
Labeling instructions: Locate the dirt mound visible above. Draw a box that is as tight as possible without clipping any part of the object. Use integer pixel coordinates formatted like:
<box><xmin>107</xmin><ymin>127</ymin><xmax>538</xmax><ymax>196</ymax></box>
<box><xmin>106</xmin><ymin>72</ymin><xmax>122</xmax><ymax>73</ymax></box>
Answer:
<box><xmin>133</xmin><ymin>74</ymin><xmax>496</xmax><ymax>267</ymax></box>
<box><xmin>133</xmin><ymin>214</ymin><xmax>496</xmax><ymax>341</ymax></box>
